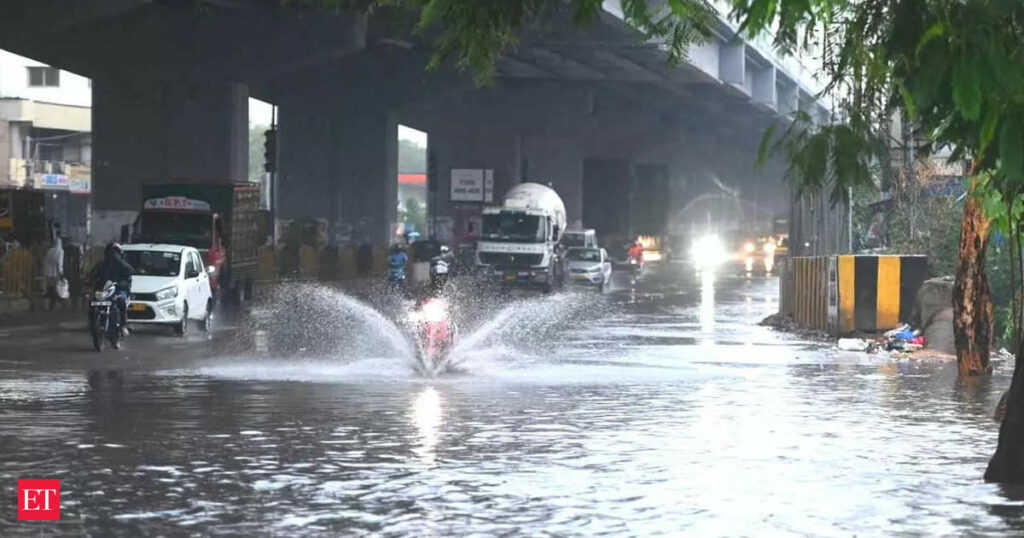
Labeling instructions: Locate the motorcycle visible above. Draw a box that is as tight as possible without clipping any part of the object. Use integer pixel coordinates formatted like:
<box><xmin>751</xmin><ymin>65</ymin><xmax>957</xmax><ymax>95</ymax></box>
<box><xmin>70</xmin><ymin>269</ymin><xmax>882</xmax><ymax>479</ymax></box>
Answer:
<box><xmin>406</xmin><ymin>297</ymin><xmax>458</xmax><ymax>375</ymax></box>
<box><xmin>628</xmin><ymin>256</ymin><xmax>643</xmax><ymax>284</ymax></box>
<box><xmin>430</xmin><ymin>250</ymin><xmax>451</xmax><ymax>291</ymax></box>
<box><xmin>89</xmin><ymin>280</ymin><xmax>128</xmax><ymax>351</ymax></box>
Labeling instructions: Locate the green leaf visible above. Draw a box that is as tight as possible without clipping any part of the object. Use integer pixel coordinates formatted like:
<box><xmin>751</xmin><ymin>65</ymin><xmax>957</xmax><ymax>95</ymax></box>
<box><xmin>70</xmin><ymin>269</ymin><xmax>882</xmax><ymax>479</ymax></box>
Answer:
<box><xmin>980</xmin><ymin>106</ymin><xmax>1001</xmax><ymax>158</ymax></box>
<box><xmin>1000</xmin><ymin>118</ymin><xmax>1024</xmax><ymax>182</ymax></box>
<box><xmin>952</xmin><ymin>60</ymin><xmax>982</xmax><ymax>120</ymax></box>
<box><xmin>916</xmin><ymin>22</ymin><xmax>946</xmax><ymax>57</ymax></box>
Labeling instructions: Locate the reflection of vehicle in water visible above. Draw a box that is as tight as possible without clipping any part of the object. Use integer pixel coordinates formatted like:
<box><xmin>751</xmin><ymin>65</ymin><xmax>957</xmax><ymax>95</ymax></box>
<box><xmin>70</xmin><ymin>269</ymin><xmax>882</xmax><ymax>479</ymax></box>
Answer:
<box><xmin>476</xmin><ymin>183</ymin><xmax>566</xmax><ymax>292</ymax></box>
<box><xmin>565</xmin><ymin>247</ymin><xmax>612</xmax><ymax>291</ymax></box>
<box><xmin>406</xmin><ymin>298</ymin><xmax>458</xmax><ymax>374</ymax></box>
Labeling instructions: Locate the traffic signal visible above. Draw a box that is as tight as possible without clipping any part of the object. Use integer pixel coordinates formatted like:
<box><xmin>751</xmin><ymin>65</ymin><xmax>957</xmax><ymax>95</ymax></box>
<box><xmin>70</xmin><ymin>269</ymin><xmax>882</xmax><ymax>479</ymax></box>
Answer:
<box><xmin>263</xmin><ymin>129</ymin><xmax>277</xmax><ymax>173</ymax></box>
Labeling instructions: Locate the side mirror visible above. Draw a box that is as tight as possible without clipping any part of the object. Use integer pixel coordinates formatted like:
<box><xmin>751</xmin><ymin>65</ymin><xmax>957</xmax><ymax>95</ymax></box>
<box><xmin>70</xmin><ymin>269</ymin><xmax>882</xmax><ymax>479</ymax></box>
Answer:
<box><xmin>206</xmin><ymin>265</ymin><xmax>216</xmax><ymax>275</ymax></box>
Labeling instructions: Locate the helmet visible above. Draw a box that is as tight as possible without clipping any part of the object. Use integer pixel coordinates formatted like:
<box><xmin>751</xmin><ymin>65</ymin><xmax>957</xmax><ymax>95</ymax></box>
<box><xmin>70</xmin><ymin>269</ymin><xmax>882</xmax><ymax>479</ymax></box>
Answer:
<box><xmin>106</xmin><ymin>242</ymin><xmax>123</xmax><ymax>255</ymax></box>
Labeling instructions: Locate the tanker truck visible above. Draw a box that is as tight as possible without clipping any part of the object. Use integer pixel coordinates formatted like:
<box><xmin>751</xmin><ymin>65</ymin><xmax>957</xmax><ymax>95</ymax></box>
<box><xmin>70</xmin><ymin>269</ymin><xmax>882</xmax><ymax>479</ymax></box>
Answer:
<box><xmin>476</xmin><ymin>182</ymin><xmax>566</xmax><ymax>291</ymax></box>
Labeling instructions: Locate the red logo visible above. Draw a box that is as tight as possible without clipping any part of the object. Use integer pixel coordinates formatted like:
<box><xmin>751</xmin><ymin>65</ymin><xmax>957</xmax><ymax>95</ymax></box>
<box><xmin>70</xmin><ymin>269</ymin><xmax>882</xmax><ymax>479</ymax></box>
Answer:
<box><xmin>18</xmin><ymin>479</ymin><xmax>60</xmax><ymax>521</ymax></box>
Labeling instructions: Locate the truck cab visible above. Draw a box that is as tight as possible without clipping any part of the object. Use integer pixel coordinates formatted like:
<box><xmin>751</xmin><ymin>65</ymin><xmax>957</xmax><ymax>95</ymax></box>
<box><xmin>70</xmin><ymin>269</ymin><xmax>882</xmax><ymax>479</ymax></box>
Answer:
<box><xmin>134</xmin><ymin>198</ymin><xmax>227</xmax><ymax>290</ymax></box>
<box><xmin>476</xmin><ymin>183</ymin><xmax>566</xmax><ymax>291</ymax></box>
<box><xmin>560</xmin><ymin>229</ymin><xmax>597</xmax><ymax>249</ymax></box>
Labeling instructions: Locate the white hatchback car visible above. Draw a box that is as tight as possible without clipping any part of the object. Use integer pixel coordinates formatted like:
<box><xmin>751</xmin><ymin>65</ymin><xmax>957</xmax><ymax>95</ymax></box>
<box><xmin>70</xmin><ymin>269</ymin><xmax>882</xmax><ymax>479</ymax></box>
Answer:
<box><xmin>122</xmin><ymin>243</ymin><xmax>214</xmax><ymax>334</ymax></box>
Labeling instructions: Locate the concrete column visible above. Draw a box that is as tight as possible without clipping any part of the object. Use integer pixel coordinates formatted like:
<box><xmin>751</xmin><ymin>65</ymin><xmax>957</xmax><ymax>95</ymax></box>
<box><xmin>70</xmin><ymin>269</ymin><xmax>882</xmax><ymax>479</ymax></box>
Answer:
<box><xmin>336</xmin><ymin>104</ymin><xmax>398</xmax><ymax>245</ymax></box>
<box><xmin>278</xmin><ymin>97</ymin><xmax>397</xmax><ymax>245</ymax></box>
<box><xmin>522</xmin><ymin>136</ymin><xmax>584</xmax><ymax>228</ymax></box>
<box><xmin>92</xmin><ymin>76</ymin><xmax>249</xmax><ymax>212</ymax></box>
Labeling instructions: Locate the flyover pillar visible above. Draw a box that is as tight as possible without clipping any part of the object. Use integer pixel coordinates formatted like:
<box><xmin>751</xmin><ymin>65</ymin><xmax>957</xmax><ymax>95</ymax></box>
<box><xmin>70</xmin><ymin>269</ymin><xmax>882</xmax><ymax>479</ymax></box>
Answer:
<box><xmin>522</xmin><ymin>136</ymin><xmax>584</xmax><ymax>229</ymax></box>
<box><xmin>278</xmin><ymin>98</ymin><xmax>397</xmax><ymax>245</ymax></box>
<box><xmin>91</xmin><ymin>76</ymin><xmax>248</xmax><ymax>241</ymax></box>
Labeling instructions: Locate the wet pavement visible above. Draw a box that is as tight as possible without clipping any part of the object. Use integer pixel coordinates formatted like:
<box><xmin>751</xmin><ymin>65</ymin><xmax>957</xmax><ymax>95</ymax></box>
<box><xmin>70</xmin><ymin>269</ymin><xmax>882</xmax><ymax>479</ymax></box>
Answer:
<box><xmin>1</xmin><ymin>267</ymin><xmax>1021</xmax><ymax>536</ymax></box>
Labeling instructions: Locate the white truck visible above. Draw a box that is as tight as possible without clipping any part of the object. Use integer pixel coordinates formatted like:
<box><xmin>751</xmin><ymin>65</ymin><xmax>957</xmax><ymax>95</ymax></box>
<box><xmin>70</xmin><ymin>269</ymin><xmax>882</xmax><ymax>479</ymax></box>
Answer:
<box><xmin>476</xmin><ymin>182</ymin><xmax>567</xmax><ymax>291</ymax></box>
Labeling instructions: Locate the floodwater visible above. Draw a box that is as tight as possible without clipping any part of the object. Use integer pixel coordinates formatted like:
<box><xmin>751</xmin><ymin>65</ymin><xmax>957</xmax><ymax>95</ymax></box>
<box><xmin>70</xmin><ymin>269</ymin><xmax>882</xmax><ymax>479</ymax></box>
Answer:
<box><xmin>1</xmin><ymin>269</ymin><xmax>1021</xmax><ymax>536</ymax></box>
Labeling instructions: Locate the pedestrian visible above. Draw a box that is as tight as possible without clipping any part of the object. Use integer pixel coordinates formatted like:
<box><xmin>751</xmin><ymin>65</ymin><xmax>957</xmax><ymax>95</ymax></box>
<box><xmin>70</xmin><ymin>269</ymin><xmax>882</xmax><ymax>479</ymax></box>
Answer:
<box><xmin>63</xmin><ymin>239</ymin><xmax>83</xmax><ymax>311</ymax></box>
<box><xmin>44</xmin><ymin>237</ymin><xmax>65</xmax><ymax>310</ymax></box>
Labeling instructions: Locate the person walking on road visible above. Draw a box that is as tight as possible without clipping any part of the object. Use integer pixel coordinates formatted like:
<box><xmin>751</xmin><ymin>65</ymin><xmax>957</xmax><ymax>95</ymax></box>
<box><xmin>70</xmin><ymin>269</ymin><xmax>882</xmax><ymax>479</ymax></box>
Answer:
<box><xmin>44</xmin><ymin>237</ymin><xmax>65</xmax><ymax>310</ymax></box>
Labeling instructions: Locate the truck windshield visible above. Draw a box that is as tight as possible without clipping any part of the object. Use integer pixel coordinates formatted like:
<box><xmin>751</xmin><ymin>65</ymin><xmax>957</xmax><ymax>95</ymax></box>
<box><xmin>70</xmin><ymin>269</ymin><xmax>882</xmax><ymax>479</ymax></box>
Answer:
<box><xmin>566</xmin><ymin>248</ymin><xmax>601</xmax><ymax>262</ymax></box>
<box><xmin>139</xmin><ymin>212</ymin><xmax>212</xmax><ymax>250</ymax></box>
<box><xmin>561</xmin><ymin>234</ymin><xmax>586</xmax><ymax>248</ymax></box>
<box><xmin>124</xmin><ymin>250</ymin><xmax>182</xmax><ymax>277</ymax></box>
<box><xmin>482</xmin><ymin>213</ymin><xmax>545</xmax><ymax>242</ymax></box>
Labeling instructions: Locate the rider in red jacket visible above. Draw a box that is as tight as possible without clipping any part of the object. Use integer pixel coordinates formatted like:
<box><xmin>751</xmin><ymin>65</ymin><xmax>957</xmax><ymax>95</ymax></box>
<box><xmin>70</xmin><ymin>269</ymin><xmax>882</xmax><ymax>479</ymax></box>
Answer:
<box><xmin>627</xmin><ymin>240</ymin><xmax>644</xmax><ymax>264</ymax></box>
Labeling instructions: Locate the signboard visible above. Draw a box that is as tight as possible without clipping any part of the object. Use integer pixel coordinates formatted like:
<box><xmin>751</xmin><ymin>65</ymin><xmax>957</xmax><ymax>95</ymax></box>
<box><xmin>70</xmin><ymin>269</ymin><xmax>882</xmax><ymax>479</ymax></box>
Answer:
<box><xmin>143</xmin><ymin>196</ymin><xmax>211</xmax><ymax>211</ymax></box>
<box><xmin>450</xmin><ymin>169</ymin><xmax>484</xmax><ymax>202</ymax></box>
<box><xmin>38</xmin><ymin>174</ymin><xmax>68</xmax><ymax>190</ymax></box>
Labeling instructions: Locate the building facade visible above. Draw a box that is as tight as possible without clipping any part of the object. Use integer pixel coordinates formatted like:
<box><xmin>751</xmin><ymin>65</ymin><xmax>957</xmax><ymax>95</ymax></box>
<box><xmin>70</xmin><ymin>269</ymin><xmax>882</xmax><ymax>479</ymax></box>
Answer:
<box><xmin>0</xmin><ymin>49</ymin><xmax>92</xmax><ymax>244</ymax></box>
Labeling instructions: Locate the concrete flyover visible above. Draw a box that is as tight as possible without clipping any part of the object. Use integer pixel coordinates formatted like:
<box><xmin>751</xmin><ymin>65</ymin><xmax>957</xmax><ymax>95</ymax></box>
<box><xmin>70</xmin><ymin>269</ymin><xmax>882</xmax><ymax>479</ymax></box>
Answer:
<box><xmin>0</xmin><ymin>0</ymin><xmax>832</xmax><ymax>246</ymax></box>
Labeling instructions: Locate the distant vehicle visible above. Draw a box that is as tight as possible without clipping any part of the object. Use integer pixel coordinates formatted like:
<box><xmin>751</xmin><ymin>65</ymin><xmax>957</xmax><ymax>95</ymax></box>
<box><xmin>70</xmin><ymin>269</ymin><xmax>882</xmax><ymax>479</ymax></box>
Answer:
<box><xmin>636</xmin><ymin>235</ymin><xmax>664</xmax><ymax>264</ymax></box>
<box><xmin>133</xmin><ymin>181</ymin><xmax>260</xmax><ymax>306</ymax></box>
<box><xmin>476</xmin><ymin>182</ymin><xmax>567</xmax><ymax>291</ymax></box>
<box><xmin>122</xmin><ymin>243</ymin><xmax>214</xmax><ymax>335</ymax></box>
<box><xmin>565</xmin><ymin>247</ymin><xmax>612</xmax><ymax>291</ymax></box>
<box><xmin>560</xmin><ymin>229</ymin><xmax>597</xmax><ymax>249</ymax></box>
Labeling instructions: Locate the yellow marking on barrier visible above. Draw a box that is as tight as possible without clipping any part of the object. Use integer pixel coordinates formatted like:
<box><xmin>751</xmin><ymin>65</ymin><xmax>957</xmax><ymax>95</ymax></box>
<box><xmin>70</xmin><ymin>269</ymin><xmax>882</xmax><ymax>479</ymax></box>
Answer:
<box><xmin>876</xmin><ymin>256</ymin><xmax>901</xmax><ymax>329</ymax></box>
<box><xmin>838</xmin><ymin>256</ymin><xmax>855</xmax><ymax>333</ymax></box>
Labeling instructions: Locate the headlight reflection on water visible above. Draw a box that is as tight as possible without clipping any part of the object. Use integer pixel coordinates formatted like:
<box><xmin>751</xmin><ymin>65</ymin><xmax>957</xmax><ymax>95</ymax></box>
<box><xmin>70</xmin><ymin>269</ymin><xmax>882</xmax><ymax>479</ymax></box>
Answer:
<box><xmin>411</xmin><ymin>387</ymin><xmax>443</xmax><ymax>465</ymax></box>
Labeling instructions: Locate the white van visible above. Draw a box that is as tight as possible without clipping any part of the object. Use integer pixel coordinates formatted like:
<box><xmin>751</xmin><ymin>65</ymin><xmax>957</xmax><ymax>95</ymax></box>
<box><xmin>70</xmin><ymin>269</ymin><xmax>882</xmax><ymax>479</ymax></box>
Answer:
<box><xmin>560</xmin><ymin>229</ymin><xmax>597</xmax><ymax>249</ymax></box>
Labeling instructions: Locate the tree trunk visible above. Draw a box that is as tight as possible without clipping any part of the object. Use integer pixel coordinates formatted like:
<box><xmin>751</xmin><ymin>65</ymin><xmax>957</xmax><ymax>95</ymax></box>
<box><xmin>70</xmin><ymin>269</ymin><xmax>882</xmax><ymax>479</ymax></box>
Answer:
<box><xmin>952</xmin><ymin>179</ymin><xmax>993</xmax><ymax>376</ymax></box>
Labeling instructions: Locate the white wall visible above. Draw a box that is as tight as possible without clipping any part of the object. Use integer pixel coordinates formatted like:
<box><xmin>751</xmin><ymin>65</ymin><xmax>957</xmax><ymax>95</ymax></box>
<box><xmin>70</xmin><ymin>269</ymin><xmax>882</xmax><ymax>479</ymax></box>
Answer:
<box><xmin>0</xmin><ymin>50</ymin><xmax>91</xmax><ymax>107</ymax></box>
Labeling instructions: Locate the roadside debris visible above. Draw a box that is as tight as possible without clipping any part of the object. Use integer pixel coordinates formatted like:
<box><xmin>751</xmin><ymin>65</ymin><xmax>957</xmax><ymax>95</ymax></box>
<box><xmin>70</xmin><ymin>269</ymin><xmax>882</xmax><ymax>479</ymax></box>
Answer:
<box><xmin>833</xmin><ymin>324</ymin><xmax>931</xmax><ymax>358</ymax></box>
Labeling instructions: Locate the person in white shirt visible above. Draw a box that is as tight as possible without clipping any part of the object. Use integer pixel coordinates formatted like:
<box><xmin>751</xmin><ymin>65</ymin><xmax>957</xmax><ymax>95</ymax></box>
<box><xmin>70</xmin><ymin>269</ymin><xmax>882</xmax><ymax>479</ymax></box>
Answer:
<box><xmin>44</xmin><ymin>237</ymin><xmax>64</xmax><ymax>310</ymax></box>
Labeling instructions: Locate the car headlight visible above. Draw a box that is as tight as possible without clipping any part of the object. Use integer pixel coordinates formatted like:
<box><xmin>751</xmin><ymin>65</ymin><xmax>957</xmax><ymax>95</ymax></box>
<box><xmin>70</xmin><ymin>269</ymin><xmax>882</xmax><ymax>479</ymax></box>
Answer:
<box><xmin>155</xmin><ymin>286</ymin><xmax>178</xmax><ymax>301</ymax></box>
<box><xmin>587</xmin><ymin>266</ymin><xmax>601</xmax><ymax>273</ymax></box>
<box><xmin>94</xmin><ymin>291</ymin><xmax>107</xmax><ymax>300</ymax></box>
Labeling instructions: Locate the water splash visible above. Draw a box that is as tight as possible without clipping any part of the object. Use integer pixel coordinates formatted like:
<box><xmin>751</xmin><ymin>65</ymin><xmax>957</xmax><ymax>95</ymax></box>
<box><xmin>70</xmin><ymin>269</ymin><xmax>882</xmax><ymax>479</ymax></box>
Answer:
<box><xmin>240</xmin><ymin>283</ymin><xmax>415</xmax><ymax>363</ymax></box>
<box><xmin>442</xmin><ymin>291</ymin><xmax>607</xmax><ymax>373</ymax></box>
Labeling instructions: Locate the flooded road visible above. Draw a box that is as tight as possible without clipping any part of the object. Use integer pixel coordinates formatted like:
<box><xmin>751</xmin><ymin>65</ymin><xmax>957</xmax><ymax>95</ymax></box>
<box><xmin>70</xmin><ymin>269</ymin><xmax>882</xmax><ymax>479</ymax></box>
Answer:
<box><xmin>1</xmin><ymin>270</ymin><xmax>1021</xmax><ymax>536</ymax></box>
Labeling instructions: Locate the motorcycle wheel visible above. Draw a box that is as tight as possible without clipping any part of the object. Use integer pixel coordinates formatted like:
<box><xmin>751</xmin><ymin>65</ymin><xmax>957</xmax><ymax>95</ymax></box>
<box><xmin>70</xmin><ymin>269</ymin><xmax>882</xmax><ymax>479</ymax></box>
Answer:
<box><xmin>90</xmin><ymin>311</ymin><xmax>105</xmax><ymax>352</ymax></box>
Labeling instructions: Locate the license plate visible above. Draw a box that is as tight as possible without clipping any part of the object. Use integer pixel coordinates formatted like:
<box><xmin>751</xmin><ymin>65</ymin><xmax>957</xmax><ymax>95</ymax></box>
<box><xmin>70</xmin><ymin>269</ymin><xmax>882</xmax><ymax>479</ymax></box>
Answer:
<box><xmin>504</xmin><ymin>272</ymin><xmax>517</xmax><ymax>281</ymax></box>
<box><xmin>128</xmin><ymin>303</ymin><xmax>147</xmax><ymax>311</ymax></box>
<box><xmin>90</xmin><ymin>301</ymin><xmax>111</xmax><ymax>307</ymax></box>
<box><xmin>571</xmin><ymin>274</ymin><xmax>589</xmax><ymax>280</ymax></box>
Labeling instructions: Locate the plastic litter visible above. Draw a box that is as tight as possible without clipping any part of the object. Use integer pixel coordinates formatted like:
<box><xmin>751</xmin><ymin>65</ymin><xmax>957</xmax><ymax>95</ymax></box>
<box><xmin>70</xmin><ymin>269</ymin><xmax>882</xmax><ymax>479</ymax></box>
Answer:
<box><xmin>838</xmin><ymin>338</ymin><xmax>871</xmax><ymax>351</ymax></box>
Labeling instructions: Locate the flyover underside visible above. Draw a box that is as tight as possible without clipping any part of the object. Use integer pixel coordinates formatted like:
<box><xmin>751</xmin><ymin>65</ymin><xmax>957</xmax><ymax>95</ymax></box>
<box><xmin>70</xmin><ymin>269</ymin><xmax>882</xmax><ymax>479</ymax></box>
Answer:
<box><xmin>0</xmin><ymin>1</ymin><xmax>799</xmax><ymax>248</ymax></box>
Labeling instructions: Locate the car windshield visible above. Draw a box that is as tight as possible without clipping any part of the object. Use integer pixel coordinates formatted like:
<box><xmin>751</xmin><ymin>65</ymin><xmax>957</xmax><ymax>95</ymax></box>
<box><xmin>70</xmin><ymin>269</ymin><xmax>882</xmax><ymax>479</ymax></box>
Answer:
<box><xmin>481</xmin><ymin>213</ymin><xmax>545</xmax><ymax>242</ymax></box>
<box><xmin>567</xmin><ymin>248</ymin><xmax>601</xmax><ymax>262</ymax></box>
<box><xmin>124</xmin><ymin>250</ymin><xmax>182</xmax><ymax>277</ymax></box>
<box><xmin>561</xmin><ymin>234</ymin><xmax>587</xmax><ymax>248</ymax></box>
<box><xmin>138</xmin><ymin>212</ymin><xmax>212</xmax><ymax>249</ymax></box>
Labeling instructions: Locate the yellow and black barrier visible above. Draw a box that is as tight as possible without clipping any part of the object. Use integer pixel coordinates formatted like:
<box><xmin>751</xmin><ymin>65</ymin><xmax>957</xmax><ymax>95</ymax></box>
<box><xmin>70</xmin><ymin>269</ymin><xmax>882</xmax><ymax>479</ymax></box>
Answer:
<box><xmin>835</xmin><ymin>255</ymin><xmax>927</xmax><ymax>334</ymax></box>
<box><xmin>781</xmin><ymin>255</ymin><xmax>928</xmax><ymax>335</ymax></box>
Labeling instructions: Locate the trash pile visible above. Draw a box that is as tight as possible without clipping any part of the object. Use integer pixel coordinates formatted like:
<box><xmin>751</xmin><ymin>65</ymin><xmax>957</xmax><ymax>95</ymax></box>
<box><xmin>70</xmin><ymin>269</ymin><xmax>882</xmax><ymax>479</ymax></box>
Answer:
<box><xmin>836</xmin><ymin>324</ymin><xmax>926</xmax><ymax>356</ymax></box>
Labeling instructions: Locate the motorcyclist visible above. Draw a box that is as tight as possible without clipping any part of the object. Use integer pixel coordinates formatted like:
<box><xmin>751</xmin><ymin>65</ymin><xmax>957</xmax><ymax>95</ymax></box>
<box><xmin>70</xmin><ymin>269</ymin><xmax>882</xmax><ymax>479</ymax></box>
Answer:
<box><xmin>387</xmin><ymin>244</ymin><xmax>408</xmax><ymax>286</ymax></box>
<box><xmin>91</xmin><ymin>242</ymin><xmax>135</xmax><ymax>332</ymax></box>
<box><xmin>627</xmin><ymin>239</ymin><xmax>644</xmax><ymax>265</ymax></box>
<box><xmin>429</xmin><ymin>245</ymin><xmax>453</xmax><ymax>293</ymax></box>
